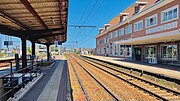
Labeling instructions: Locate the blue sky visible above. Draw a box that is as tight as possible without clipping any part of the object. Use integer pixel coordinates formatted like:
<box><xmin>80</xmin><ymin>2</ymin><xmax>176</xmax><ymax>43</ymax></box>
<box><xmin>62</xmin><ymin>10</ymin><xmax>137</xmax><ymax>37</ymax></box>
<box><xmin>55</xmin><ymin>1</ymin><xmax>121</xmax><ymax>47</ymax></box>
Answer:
<box><xmin>64</xmin><ymin>0</ymin><xmax>136</xmax><ymax>49</ymax></box>
<box><xmin>0</xmin><ymin>34</ymin><xmax>31</xmax><ymax>50</ymax></box>
<box><xmin>0</xmin><ymin>0</ymin><xmax>136</xmax><ymax>50</ymax></box>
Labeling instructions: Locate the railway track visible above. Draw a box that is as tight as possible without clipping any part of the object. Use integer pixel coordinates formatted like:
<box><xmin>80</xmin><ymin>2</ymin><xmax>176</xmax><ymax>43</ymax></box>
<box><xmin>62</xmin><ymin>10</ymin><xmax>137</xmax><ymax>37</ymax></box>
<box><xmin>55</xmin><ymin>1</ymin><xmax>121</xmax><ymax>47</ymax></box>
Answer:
<box><xmin>78</xmin><ymin>55</ymin><xmax>180</xmax><ymax>101</ymax></box>
<box><xmin>68</xmin><ymin>56</ymin><xmax>118</xmax><ymax>101</ymax></box>
<box><xmin>68</xmin><ymin>59</ymin><xmax>87</xmax><ymax>101</ymax></box>
<box><xmin>71</xmin><ymin>55</ymin><xmax>157</xmax><ymax>100</ymax></box>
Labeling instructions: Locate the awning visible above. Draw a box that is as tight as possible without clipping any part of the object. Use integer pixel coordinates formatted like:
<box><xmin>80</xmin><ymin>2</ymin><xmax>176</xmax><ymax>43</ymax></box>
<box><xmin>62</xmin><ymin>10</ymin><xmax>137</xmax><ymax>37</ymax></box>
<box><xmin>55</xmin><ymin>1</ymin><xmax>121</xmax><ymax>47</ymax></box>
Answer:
<box><xmin>114</xmin><ymin>30</ymin><xmax>180</xmax><ymax>45</ymax></box>
<box><xmin>0</xmin><ymin>0</ymin><xmax>68</xmax><ymax>44</ymax></box>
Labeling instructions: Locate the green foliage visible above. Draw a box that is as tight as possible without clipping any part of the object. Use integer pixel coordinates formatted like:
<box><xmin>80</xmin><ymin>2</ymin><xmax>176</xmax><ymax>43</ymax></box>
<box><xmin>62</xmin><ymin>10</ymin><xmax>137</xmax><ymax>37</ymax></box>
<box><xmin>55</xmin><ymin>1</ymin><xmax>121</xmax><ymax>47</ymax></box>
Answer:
<box><xmin>64</xmin><ymin>54</ymin><xmax>68</xmax><ymax>59</ymax></box>
<box><xmin>0</xmin><ymin>52</ymin><xmax>5</xmax><ymax>57</ymax></box>
<box><xmin>51</xmin><ymin>46</ymin><xmax>59</xmax><ymax>52</ymax></box>
<box><xmin>74</xmin><ymin>51</ymin><xmax>80</xmax><ymax>54</ymax></box>
<box><xmin>27</xmin><ymin>47</ymin><xmax>32</xmax><ymax>54</ymax></box>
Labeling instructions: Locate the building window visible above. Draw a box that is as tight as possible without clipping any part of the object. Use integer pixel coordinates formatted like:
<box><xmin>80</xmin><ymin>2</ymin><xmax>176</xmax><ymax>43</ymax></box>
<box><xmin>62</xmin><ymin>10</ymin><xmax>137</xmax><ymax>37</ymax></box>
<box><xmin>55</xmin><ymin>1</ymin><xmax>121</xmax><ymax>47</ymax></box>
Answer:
<box><xmin>98</xmin><ymin>40</ymin><xmax>101</xmax><ymax>45</ymax></box>
<box><xmin>109</xmin><ymin>33</ymin><xmax>113</xmax><ymax>39</ymax></box>
<box><xmin>161</xmin><ymin>5</ymin><xmax>178</xmax><ymax>23</ymax></box>
<box><xmin>106</xmin><ymin>45</ymin><xmax>109</xmax><ymax>55</ymax></box>
<box><xmin>119</xmin><ymin>45</ymin><xmax>124</xmax><ymax>56</ymax></box>
<box><xmin>145</xmin><ymin>46</ymin><xmax>157</xmax><ymax>58</ymax></box>
<box><xmin>119</xmin><ymin>28</ymin><xmax>124</xmax><ymax>36</ymax></box>
<box><xmin>110</xmin><ymin>43</ymin><xmax>113</xmax><ymax>55</ymax></box>
<box><xmin>103</xmin><ymin>38</ymin><xmax>107</xmax><ymax>43</ymax></box>
<box><xmin>145</xmin><ymin>14</ymin><xmax>157</xmax><ymax>28</ymax></box>
<box><xmin>125</xmin><ymin>24</ymin><xmax>132</xmax><ymax>34</ymax></box>
<box><xmin>113</xmin><ymin>44</ymin><xmax>118</xmax><ymax>55</ymax></box>
<box><xmin>126</xmin><ymin>45</ymin><xmax>132</xmax><ymax>57</ymax></box>
<box><xmin>102</xmin><ymin>48</ymin><xmax>105</xmax><ymax>54</ymax></box>
<box><xmin>161</xmin><ymin>45</ymin><xmax>177</xmax><ymax>60</ymax></box>
<box><xmin>134</xmin><ymin>20</ymin><xmax>143</xmax><ymax>32</ymax></box>
<box><xmin>113</xmin><ymin>31</ymin><xmax>118</xmax><ymax>37</ymax></box>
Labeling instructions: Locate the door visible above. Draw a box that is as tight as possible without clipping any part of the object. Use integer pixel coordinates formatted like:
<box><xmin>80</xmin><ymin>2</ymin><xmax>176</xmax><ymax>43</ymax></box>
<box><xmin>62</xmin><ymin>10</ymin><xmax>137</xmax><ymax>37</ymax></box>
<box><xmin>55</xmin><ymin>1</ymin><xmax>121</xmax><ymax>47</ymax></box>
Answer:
<box><xmin>135</xmin><ymin>47</ymin><xmax>142</xmax><ymax>61</ymax></box>
<box><xmin>104</xmin><ymin>48</ymin><xmax>106</xmax><ymax>56</ymax></box>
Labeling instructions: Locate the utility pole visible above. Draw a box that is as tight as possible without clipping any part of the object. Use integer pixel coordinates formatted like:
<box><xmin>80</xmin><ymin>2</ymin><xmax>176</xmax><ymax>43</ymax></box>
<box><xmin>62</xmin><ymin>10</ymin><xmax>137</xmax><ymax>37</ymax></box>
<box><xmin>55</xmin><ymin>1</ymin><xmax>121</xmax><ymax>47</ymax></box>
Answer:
<box><xmin>7</xmin><ymin>36</ymin><xmax>10</xmax><ymax>57</ymax></box>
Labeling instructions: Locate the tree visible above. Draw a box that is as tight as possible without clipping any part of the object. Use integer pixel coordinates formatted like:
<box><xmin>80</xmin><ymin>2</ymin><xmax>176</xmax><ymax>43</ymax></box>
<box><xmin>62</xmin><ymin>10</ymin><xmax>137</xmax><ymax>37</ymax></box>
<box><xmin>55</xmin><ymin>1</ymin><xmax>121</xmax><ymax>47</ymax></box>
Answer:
<box><xmin>27</xmin><ymin>47</ymin><xmax>32</xmax><ymax>54</ymax></box>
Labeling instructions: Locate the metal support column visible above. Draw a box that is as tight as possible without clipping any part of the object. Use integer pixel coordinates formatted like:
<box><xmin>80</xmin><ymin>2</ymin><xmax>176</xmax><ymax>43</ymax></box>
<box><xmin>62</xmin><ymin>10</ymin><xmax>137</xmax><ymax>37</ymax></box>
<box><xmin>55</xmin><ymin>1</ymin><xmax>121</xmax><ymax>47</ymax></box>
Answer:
<box><xmin>47</xmin><ymin>44</ymin><xmax>50</xmax><ymax>61</ymax></box>
<box><xmin>31</xmin><ymin>40</ymin><xmax>35</xmax><ymax>56</ymax></box>
<box><xmin>21</xmin><ymin>37</ymin><xmax>27</xmax><ymax>72</ymax></box>
<box><xmin>178</xmin><ymin>42</ymin><xmax>180</xmax><ymax>63</ymax></box>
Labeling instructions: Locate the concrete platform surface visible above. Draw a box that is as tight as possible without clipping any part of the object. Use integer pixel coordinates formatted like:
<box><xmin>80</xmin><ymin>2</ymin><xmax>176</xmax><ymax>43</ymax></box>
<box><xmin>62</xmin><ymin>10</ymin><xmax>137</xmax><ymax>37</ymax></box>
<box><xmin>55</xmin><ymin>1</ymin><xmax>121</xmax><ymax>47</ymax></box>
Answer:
<box><xmin>19</xmin><ymin>55</ymin><xmax>69</xmax><ymax>101</ymax></box>
<box><xmin>84</xmin><ymin>55</ymin><xmax>180</xmax><ymax>80</ymax></box>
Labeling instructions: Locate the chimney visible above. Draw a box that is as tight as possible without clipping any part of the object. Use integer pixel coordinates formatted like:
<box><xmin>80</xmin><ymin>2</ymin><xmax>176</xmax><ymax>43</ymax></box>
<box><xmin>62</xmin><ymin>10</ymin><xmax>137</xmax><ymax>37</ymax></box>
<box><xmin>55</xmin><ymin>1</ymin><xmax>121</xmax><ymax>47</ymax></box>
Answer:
<box><xmin>135</xmin><ymin>5</ymin><xmax>140</xmax><ymax>13</ymax></box>
<box><xmin>98</xmin><ymin>28</ymin><xmax>104</xmax><ymax>34</ymax></box>
<box><xmin>104</xmin><ymin>24</ymin><xmax>111</xmax><ymax>30</ymax></box>
<box><xmin>118</xmin><ymin>13</ymin><xmax>129</xmax><ymax>23</ymax></box>
<box><xmin>134</xmin><ymin>2</ymin><xmax>147</xmax><ymax>14</ymax></box>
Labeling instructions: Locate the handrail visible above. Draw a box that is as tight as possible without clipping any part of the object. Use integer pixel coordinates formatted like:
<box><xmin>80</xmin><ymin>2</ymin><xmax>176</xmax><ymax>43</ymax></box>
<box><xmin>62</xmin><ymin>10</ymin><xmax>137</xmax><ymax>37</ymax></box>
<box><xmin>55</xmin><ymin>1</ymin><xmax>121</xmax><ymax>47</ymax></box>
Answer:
<box><xmin>0</xmin><ymin>68</ymin><xmax>36</xmax><ymax>99</ymax></box>
<box><xmin>0</xmin><ymin>59</ymin><xmax>15</xmax><ymax>63</ymax></box>
<box><xmin>0</xmin><ymin>60</ymin><xmax>41</xmax><ymax>100</ymax></box>
<box><xmin>0</xmin><ymin>62</ymin><xmax>38</xmax><ymax>79</ymax></box>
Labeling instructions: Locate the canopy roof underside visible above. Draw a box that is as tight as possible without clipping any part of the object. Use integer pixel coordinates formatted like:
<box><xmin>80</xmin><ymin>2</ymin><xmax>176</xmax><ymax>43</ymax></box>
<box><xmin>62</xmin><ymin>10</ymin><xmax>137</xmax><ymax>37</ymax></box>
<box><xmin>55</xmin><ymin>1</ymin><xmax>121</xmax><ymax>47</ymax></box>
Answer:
<box><xmin>0</xmin><ymin>0</ymin><xmax>68</xmax><ymax>44</ymax></box>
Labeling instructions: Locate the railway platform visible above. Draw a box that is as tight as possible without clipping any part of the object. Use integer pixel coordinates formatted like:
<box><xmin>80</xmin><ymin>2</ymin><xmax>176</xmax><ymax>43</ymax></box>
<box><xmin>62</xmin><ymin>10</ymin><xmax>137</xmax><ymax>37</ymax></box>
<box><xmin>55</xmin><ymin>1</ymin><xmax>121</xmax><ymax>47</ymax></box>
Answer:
<box><xmin>83</xmin><ymin>55</ymin><xmax>180</xmax><ymax>80</ymax></box>
<box><xmin>18</xmin><ymin>56</ymin><xmax>71</xmax><ymax>101</ymax></box>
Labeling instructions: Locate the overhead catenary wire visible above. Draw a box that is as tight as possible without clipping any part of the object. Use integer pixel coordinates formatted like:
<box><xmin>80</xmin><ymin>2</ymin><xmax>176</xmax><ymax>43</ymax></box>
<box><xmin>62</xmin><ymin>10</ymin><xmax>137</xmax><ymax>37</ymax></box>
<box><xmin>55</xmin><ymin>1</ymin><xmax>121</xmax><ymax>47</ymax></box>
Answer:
<box><xmin>78</xmin><ymin>1</ymin><xmax>133</xmax><ymax>47</ymax></box>
<box><xmin>69</xmin><ymin>0</ymin><xmax>92</xmax><ymax>44</ymax></box>
<box><xmin>78</xmin><ymin>0</ymin><xmax>92</xmax><ymax>24</ymax></box>
<box><xmin>69</xmin><ymin>0</ymin><xmax>94</xmax><ymax>43</ymax></box>
<box><xmin>67</xmin><ymin>25</ymin><xmax>96</xmax><ymax>28</ymax></box>
<box><xmin>72</xmin><ymin>0</ymin><xmax>104</xmax><ymax>47</ymax></box>
<box><xmin>69</xmin><ymin>0</ymin><xmax>101</xmax><ymax>47</ymax></box>
<box><xmin>68</xmin><ymin>1</ymin><xmax>134</xmax><ymax>49</ymax></box>
<box><xmin>85</xmin><ymin>0</ymin><xmax>105</xmax><ymax>24</ymax></box>
<box><xmin>81</xmin><ymin>0</ymin><xmax>101</xmax><ymax>26</ymax></box>
<box><xmin>96</xmin><ymin>1</ymin><xmax>134</xmax><ymax>27</ymax></box>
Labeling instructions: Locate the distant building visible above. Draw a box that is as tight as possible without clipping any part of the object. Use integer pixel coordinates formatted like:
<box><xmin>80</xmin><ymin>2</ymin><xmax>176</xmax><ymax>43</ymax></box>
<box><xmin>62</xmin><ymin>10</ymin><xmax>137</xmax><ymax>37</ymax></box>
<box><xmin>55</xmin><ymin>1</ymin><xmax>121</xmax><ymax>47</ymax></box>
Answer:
<box><xmin>81</xmin><ymin>48</ymin><xmax>96</xmax><ymax>55</ymax></box>
<box><xmin>96</xmin><ymin>0</ymin><xmax>180</xmax><ymax>64</ymax></box>
<box><xmin>38</xmin><ymin>45</ymin><xmax>47</xmax><ymax>55</ymax></box>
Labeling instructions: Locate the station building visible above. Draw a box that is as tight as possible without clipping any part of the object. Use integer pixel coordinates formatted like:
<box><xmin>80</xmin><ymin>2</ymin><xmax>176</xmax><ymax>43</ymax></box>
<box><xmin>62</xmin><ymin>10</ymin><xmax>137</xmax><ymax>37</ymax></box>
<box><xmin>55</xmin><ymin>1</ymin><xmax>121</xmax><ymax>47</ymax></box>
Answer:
<box><xmin>96</xmin><ymin>0</ymin><xmax>180</xmax><ymax>64</ymax></box>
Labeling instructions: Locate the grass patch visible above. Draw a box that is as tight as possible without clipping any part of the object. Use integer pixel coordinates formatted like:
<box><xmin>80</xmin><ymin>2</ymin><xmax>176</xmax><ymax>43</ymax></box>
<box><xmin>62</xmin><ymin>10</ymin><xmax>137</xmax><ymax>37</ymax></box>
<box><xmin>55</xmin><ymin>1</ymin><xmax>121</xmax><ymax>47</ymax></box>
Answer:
<box><xmin>64</xmin><ymin>54</ymin><xmax>68</xmax><ymax>59</ymax></box>
<box><xmin>157</xmin><ymin>79</ymin><xmax>166</xmax><ymax>85</ymax></box>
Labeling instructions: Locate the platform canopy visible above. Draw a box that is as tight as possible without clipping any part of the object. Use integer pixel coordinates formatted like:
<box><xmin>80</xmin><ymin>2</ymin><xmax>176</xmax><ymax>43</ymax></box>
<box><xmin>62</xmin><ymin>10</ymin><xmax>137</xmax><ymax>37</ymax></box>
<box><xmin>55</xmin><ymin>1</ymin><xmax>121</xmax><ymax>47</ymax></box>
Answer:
<box><xmin>0</xmin><ymin>0</ymin><xmax>68</xmax><ymax>44</ymax></box>
<box><xmin>114</xmin><ymin>30</ymin><xmax>180</xmax><ymax>45</ymax></box>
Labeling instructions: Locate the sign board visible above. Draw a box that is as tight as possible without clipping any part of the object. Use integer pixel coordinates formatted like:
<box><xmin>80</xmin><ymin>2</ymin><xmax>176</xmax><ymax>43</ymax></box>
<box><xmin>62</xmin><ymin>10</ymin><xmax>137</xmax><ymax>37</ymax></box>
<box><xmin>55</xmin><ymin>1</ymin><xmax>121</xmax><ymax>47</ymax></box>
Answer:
<box><xmin>146</xmin><ymin>21</ymin><xmax>178</xmax><ymax>34</ymax></box>
<box><xmin>4</xmin><ymin>41</ymin><xmax>13</xmax><ymax>45</ymax></box>
<box><xmin>58</xmin><ymin>41</ymin><xmax>62</xmax><ymax>45</ymax></box>
<box><xmin>54</xmin><ymin>41</ymin><xmax>62</xmax><ymax>46</ymax></box>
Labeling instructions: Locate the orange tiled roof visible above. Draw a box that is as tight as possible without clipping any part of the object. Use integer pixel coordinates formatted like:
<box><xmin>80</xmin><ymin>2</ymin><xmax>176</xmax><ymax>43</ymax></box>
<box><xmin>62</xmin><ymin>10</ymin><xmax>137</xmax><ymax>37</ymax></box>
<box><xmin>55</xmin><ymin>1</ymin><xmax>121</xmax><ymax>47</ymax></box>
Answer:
<box><xmin>108</xmin><ymin>0</ymin><xmax>158</xmax><ymax>27</ymax></box>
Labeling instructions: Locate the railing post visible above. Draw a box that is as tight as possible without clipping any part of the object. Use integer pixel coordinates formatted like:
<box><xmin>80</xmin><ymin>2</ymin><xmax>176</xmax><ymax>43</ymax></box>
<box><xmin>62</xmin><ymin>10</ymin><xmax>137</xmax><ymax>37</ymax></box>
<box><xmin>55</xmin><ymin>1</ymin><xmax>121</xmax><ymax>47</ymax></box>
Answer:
<box><xmin>29</xmin><ymin>56</ymin><xmax>34</xmax><ymax>82</ymax></box>
<box><xmin>21</xmin><ymin>36</ymin><xmax>27</xmax><ymax>73</ymax></box>
<box><xmin>0</xmin><ymin>78</ymin><xmax>4</xmax><ymax>100</ymax></box>
<box><xmin>36</xmin><ymin>57</ymin><xmax>39</xmax><ymax>67</ymax></box>
<box><xmin>21</xmin><ymin>73</ymin><xmax>25</xmax><ymax>88</ymax></box>
<box><xmin>32</xmin><ymin>58</ymin><xmax>34</xmax><ymax>71</ymax></box>
<box><xmin>21</xmin><ymin>65</ymin><xmax>25</xmax><ymax>88</ymax></box>
<box><xmin>15</xmin><ymin>54</ymin><xmax>20</xmax><ymax>71</ymax></box>
<box><xmin>10</xmin><ymin>61</ymin><xmax>14</xmax><ymax>98</ymax></box>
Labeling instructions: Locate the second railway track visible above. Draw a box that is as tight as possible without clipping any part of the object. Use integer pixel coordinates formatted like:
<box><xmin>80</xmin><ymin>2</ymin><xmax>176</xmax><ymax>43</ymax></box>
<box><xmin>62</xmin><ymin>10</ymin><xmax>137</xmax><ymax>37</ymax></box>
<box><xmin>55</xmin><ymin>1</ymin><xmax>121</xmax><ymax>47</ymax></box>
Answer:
<box><xmin>77</xmin><ymin>55</ymin><xmax>180</xmax><ymax>101</ymax></box>
<box><xmin>70</xmin><ymin>55</ymin><xmax>159</xmax><ymax>100</ymax></box>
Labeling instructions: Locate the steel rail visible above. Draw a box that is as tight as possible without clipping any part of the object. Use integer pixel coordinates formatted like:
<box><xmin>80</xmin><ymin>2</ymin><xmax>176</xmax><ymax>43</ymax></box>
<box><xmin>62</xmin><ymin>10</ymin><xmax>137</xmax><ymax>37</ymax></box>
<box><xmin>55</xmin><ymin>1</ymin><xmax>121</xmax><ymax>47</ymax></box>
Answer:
<box><xmin>84</xmin><ymin>57</ymin><xmax>180</xmax><ymax>95</ymax></box>
<box><xmin>68</xmin><ymin>58</ymin><xmax>90</xmax><ymax>101</ymax></box>
<box><xmin>78</xmin><ymin>55</ymin><xmax>180</xmax><ymax>101</ymax></box>
<box><xmin>70</xmin><ymin>56</ymin><xmax>119</xmax><ymax>101</ymax></box>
